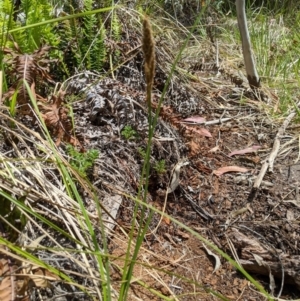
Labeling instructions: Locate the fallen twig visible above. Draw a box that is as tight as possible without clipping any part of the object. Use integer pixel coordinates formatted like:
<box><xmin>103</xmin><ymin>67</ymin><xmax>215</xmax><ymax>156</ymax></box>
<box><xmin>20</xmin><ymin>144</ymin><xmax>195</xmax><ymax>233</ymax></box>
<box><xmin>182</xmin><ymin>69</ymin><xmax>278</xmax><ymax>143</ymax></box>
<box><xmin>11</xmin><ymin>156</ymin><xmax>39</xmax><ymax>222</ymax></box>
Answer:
<box><xmin>253</xmin><ymin>111</ymin><xmax>296</xmax><ymax>189</ymax></box>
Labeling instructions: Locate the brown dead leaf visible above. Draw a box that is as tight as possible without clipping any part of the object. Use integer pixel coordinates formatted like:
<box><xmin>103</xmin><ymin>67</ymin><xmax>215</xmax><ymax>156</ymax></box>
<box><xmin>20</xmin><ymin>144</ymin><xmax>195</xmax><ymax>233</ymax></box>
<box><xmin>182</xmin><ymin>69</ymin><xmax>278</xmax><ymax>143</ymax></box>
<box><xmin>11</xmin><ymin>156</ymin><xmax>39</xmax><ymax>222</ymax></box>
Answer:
<box><xmin>16</xmin><ymin>277</ymin><xmax>30</xmax><ymax>301</ymax></box>
<box><xmin>181</xmin><ymin>116</ymin><xmax>206</xmax><ymax>124</ymax></box>
<box><xmin>228</xmin><ymin>145</ymin><xmax>261</xmax><ymax>157</ymax></box>
<box><xmin>152</xmin><ymin>102</ymin><xmax>181</xmax><ymax>124</ymax></box>
<box><xmin>176</xmin><ymin>229</ymin><xmax>189</xmax><ymax>240</ymax></box>
<box><xmin>195</xmin><ymin>127</ymin><xmax>212</xmax><ymax>138</ymax></box>
<box><xmin>213</xmin><ymin>166</ymin><xmax>249</xmax><ymax>176</ymax></box>
<box><xmin>209</xmin><ymin>145</ymin><xmax>220</xmax><ymax>153</ymax></box>
<box><xmin>180</xmin><ymin>123</ymin><xmax>212</xmax><ymax>139</ymax></box>
<box><xmin>0</xmin><ymin>257</ymin><xmax>14</xmax><ymax>301</ymax></box>
<box><xmin>187</xmin><ymin>139</ymin><xmax>201</xmax><ymax>156</ymax></box>
<box><xmin>38</xmin><ymin>92</ymin><xmax>81</xmax><ymax>147</ymax></box>
<box><xmin>28</xmin><ymin>268</ymin><xmax>59</xmax><ymax>288</ymax></box>
<box><xmin>162</xmin><ymin>216</ymin><xmax>171</xmax><ymax>225</ymax></box>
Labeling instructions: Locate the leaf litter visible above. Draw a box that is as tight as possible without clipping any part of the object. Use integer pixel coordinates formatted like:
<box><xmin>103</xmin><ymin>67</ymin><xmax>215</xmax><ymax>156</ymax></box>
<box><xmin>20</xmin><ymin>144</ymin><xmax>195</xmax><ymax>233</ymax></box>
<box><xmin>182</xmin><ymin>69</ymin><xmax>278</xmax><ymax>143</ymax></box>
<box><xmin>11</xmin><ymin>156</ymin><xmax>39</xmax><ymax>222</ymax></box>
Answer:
<box><xmin>228</xmin><ymin>145</ymin><xmax>261</xmax><ymax>157</ymax></box>
<box><xmin>213</xmin><ymin>166</ymin><xmax>249</xmax><ymax>176</ymax></box>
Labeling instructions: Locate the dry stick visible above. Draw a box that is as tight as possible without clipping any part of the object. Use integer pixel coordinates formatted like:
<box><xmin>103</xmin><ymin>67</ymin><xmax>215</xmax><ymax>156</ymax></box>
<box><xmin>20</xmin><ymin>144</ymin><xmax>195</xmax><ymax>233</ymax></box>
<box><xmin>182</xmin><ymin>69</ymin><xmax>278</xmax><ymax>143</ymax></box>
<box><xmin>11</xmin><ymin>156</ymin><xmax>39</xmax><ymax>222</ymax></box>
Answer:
<box><xmin>0</xmin><ymin>71</ymin><xmax>2</xmax><ymax>105</ymax></box>
<box><xmin>236</xmin><ymin>0</ymin><xmax>260</xmax><ymax>89</ymax></box>
<box><xmin>253</xmin><ymin>112</ymin><xmax>296</xmax><ymax>189</ymax></box>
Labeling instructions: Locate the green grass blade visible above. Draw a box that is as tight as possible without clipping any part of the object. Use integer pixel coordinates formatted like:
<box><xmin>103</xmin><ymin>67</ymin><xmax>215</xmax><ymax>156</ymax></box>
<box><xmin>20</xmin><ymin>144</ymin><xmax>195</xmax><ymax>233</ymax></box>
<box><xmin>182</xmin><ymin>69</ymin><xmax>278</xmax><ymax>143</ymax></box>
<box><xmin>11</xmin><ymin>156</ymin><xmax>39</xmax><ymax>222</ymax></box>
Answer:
<box><xmin>0</xmin><ymin>189</ymin><xmax>83</xmax><ymax>246</ymax></box>
<box><xmin>7</xmin><ymin>7</ymin><xmax>116</xmax><ymax>34</ymax></box>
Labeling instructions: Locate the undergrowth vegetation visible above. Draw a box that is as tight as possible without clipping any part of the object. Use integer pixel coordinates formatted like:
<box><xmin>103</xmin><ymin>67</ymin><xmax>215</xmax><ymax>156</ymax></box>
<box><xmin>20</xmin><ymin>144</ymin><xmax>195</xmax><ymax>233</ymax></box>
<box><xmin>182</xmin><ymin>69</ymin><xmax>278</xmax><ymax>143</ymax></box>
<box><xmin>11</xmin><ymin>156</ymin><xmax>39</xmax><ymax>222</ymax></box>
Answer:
<box><xmin>66</xmin><ymin>144</ymin><xmax>99</xmax><ymax>177</ymax></box>
<box><xmin>198</xmin><ymin>1</ymin><xmax>300</xmax><ymax>116</ymax></box>
<box><xmin>0</xmin><ymin>0</ymin><xmax>299</xmax><ymax>300</ymax></box>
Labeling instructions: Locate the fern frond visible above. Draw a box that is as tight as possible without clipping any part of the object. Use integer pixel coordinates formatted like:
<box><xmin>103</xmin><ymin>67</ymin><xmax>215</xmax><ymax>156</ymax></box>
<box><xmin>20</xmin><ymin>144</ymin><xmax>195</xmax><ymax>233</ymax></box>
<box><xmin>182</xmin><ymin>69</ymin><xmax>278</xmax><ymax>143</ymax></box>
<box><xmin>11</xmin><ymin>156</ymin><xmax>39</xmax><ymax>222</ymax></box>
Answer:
<box><xmin>111</xmin><ymin>12</ymin><xmax>121</xmax><ymax>41</ymax></box>
<box><xmin>80</xmin><ymin>0</ymin><xmax>94</xmax><ymax>68</ymax></box>
<box><xmin>0</xmin><ymin>0</ymin><xmax>15</xmax><ymax>49</ymax></box>
<box><xmin>19</xmin><ymin>0</ymin><xmax>58</xmax><ymax>52</ymax></box>
<box><xmin>109</xmin><ymin>11</ymin><xmax>121</xmax><ymax>65</ymax></box>
<box><xmin>78</xmin><ymin>0</ymin><xmax>107</xmax><ymax>70</ymax></box>
<box><xmin>90</xmin><ymin>19</ymin><xmax>106</xmax><ymax>71</ymax></box>
<box><xmin>52</xmin><ymin>15</ymin><xmax>81</xmax><ymax>77</ymax></box>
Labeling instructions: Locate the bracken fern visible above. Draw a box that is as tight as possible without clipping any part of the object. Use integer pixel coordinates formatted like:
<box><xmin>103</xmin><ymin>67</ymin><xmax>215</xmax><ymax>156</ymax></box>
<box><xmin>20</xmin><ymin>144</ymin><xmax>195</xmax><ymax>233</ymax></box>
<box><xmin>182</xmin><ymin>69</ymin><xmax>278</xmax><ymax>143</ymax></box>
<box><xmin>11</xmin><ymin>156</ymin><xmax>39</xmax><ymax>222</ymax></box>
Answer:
<box><xmin>79</xmin><ymin>0</ymin><xmax>107</xmax><ymax>70</ymax></box>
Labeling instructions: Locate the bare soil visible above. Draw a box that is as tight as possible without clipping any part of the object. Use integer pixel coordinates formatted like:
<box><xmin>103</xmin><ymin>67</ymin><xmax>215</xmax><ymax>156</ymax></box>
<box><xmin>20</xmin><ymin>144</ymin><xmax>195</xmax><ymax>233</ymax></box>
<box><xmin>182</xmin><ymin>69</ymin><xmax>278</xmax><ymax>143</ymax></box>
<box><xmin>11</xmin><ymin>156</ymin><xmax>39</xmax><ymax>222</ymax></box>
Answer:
<box><xmin>107</xmin><ymin>77</ymin><xmax>300</xmax><ymax>299</ymax></box>
<box><xmin>100</xmin><ymin>66</ymin><xmax>300</xmax><ymax>300</ymax></box>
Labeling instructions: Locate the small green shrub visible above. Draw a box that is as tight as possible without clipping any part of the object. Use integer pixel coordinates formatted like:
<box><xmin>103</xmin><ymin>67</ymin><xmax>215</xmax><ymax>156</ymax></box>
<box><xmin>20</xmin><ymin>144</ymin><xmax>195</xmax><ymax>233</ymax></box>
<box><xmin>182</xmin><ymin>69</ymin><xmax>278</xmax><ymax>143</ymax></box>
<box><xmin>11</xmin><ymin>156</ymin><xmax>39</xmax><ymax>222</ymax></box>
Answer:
<box><xmin>138</xmin><ymin>147</ymin><xmax>147</xmax><ymax>160</ymax></box>
<box><xmin>66</xmin><ymin>144</ymin><xmax>99</xmax><ymax>177</ymax></box>
<box><xmin>138</xmin><ymin>148</ymin><xmax>166</xmax><ymax>174</ymax></box>
<box><xmin>121</xmin><ymin>125</ymin><xmax>137</xmax><ymax>140</ymax></box>
<box><xmin>154</xmin><ymin>159</ymin><xmax>166</xmax><ymax>174</ymax></box>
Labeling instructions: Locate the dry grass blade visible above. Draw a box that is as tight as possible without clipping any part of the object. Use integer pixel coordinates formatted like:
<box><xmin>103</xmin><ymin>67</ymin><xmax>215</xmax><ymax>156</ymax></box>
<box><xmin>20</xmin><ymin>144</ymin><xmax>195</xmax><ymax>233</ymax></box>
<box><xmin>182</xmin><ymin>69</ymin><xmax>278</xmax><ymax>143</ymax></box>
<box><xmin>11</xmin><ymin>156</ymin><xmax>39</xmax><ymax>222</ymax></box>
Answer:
<box><xmin>0</xmin><ymin>113</ymin><xmax>107</xmax><ymax>299</ymax></box>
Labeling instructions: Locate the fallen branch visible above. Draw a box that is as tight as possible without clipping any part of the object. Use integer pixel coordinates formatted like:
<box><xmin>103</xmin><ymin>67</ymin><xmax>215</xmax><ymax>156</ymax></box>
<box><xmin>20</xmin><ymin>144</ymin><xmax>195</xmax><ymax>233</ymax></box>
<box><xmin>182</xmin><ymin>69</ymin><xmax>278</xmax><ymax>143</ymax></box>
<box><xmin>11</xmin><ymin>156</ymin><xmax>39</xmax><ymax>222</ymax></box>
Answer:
<box><xmin>227</xmin><ymin>228</ymin><xmax>300</xmax><ymax>292</ymax></box>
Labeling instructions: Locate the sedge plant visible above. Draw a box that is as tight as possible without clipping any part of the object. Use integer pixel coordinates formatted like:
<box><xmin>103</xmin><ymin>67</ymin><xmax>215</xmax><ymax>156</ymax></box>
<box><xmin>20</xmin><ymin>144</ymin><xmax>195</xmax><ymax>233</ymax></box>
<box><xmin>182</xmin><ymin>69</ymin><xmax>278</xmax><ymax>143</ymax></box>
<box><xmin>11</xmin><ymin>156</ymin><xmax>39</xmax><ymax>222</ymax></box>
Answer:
<box><xmin>118</xmin><ymin>8</ymin><xmax>251</xmax><ymax>301</ymax></box>
<box><xmin>117</xmin><ymin>5</ymin><xmax>276</xmax><ymax>301</ymax></box>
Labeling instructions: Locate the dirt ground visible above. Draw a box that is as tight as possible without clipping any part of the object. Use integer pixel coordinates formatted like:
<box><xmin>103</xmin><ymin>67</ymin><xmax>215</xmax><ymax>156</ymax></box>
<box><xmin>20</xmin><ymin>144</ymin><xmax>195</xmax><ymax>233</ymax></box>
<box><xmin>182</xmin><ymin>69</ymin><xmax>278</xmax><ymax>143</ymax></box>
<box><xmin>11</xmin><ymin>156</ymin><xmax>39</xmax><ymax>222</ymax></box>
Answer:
<box><xmin>99</xmin><ymin>66</ymin><xmax>300</xmax><ymax>300</ymax></box>
<box><xmin>60</xmin><ymin>25</ymin><xmax>300</xmax><ymax>297</ymax></box>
